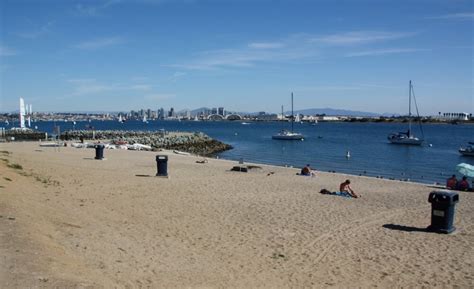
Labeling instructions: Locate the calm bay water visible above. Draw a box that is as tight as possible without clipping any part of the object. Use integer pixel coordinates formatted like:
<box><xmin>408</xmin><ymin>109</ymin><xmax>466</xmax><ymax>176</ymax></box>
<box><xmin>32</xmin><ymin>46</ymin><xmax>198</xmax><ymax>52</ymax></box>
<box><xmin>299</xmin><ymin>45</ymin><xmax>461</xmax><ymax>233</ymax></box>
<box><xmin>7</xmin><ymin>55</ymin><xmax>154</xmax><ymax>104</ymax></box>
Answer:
<box><xmin>28</xmin><ymin>120</ymin><xmax>473</xmax><ymax>184</ymax></box>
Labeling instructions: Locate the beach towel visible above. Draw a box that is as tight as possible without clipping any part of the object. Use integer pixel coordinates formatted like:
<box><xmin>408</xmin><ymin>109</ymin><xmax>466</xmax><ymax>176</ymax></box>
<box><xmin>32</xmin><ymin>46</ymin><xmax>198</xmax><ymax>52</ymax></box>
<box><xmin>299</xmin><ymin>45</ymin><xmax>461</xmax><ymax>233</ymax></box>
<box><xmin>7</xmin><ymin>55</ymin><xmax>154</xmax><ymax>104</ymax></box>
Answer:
<box><xmin>319</xmin><ymin>189</ymin><xmax>353</xmax><ymax>198</ymax></box>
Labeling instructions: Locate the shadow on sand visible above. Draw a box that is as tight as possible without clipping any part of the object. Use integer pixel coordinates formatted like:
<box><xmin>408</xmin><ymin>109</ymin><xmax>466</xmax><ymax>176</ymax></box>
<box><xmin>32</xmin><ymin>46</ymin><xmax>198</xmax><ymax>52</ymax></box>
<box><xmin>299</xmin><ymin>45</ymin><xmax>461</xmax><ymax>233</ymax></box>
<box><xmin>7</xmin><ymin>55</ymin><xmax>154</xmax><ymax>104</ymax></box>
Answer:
<box><xmin>382</xmin><ymin>224</ymin><xmax>431</xmax><ymax>233</ymax></box>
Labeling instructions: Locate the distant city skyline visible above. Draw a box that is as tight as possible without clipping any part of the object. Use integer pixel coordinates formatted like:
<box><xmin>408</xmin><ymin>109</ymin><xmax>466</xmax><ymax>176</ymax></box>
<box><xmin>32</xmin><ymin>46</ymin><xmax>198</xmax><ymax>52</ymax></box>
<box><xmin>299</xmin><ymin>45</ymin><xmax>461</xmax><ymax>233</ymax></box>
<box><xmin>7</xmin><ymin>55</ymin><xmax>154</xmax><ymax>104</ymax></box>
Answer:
<box><xmin>1</xmin><ymin>0</ymin><xmax>472</xmax><ymax>114</ymax></box>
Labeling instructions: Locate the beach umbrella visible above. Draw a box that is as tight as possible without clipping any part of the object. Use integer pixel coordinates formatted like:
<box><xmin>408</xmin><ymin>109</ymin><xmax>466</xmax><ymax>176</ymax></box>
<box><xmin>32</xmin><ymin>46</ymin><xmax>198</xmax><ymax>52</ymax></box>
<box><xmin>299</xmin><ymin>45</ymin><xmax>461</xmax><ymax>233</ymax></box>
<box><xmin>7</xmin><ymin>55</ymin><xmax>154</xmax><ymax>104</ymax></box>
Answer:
<box><xmin>456</xmin><ymin>163</ymin><xmax>474</xmax><ymax>178</ymax></box>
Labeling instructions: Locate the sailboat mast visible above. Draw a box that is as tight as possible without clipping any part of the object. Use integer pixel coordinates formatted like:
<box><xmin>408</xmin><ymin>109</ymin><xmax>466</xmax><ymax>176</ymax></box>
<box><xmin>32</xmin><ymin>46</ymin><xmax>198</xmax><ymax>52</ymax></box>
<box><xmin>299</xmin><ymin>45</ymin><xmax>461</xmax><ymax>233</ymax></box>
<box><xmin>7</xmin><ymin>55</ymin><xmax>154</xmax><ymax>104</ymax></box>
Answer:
<box><xmin>291</xmin><ymin>92</ymin><xmax>294</xmax><ymax>133</ymax></box>
<box><xmin>408</xmin><ymin>80</ymin><xmax>412</xmax><ymax>137</ymax></box>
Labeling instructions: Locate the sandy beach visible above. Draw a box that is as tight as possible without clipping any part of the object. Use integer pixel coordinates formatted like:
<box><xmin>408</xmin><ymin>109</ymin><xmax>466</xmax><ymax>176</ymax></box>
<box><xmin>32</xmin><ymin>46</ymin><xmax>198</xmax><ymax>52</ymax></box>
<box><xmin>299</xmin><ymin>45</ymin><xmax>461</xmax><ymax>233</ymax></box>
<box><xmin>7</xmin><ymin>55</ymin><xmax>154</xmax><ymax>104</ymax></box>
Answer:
<box><xmin>1</xmin><ymin>141</ymin><xmax>473</xmax><ymax>288</ymax></box>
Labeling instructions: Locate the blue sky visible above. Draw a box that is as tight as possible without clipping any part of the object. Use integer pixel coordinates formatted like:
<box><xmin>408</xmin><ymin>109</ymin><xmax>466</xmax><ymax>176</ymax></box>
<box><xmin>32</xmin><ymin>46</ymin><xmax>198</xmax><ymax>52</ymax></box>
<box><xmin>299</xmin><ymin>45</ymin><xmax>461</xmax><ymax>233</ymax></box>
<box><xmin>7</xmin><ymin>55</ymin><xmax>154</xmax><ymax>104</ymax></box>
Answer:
<box><xmin>0</xmin><ymin>0</ymin><xmax>472</xmax><ymax>115</ymax></box>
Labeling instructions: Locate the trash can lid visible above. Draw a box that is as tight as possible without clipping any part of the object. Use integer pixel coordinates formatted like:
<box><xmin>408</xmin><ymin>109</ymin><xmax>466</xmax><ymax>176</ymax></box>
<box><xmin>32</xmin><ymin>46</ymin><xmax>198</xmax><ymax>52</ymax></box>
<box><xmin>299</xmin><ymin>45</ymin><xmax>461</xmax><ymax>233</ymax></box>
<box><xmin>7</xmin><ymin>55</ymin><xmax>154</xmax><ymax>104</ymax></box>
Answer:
<box><xmin>156</xmin><ymin>155</ymin><xmax>168</xmax><ymax>160</ymax></box>
<box><xmin>428</xmin><ymin>191</ymin><xmax>459</xmax><ymax>204</ymax></box>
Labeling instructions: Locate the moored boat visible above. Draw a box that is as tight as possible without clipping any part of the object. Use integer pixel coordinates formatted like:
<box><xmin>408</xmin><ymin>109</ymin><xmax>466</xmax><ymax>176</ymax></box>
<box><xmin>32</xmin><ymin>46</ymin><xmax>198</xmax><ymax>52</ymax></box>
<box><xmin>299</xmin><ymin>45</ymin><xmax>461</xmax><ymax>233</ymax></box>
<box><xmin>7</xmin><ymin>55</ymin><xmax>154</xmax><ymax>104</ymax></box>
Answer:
<box><xmin>388</xmin><ymin>80</ymin><xmax>424</xmax><ymax>145</ymax></box>
<box><xmin>272</xmin><ymin>93</ymin><xmax>304</xmax><ymax>141</ymax></box>
<box><xmin>459</xmin><ymin>142</ymin><xmax>474</xmax><ymax>156</ymax></box>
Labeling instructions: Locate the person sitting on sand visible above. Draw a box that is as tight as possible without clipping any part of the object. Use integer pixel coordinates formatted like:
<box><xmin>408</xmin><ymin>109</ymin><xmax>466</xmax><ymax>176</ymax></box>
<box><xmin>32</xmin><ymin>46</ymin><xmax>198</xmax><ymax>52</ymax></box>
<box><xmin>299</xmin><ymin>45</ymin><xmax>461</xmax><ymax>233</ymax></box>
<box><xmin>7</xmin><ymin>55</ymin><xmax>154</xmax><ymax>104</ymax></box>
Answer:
<box><xmin>456</xmin><ymin>176</ymin><xmax>470</xmax><ymax>191</ymax></box>
<box><xmin>339</xmin><ymin>179</ymin><xmax>360</xmax><ymax>198</ymax></box>
<box><xmin>446</xmin><ymin>175</ymin><xmax>458</xmax><ymax>189</ymax></box>
<box><xmin>301</xmin><ymin>164</ymin><xmax>316</xmax><ymax>176</ymax></box>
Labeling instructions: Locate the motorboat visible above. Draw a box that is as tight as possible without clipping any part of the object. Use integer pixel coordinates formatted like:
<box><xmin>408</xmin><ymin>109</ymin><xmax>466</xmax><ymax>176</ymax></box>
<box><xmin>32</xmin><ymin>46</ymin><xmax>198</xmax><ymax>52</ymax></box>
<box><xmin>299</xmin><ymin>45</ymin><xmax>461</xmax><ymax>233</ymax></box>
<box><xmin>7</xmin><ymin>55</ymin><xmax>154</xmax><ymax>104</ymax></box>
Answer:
<box><xmin>459</xmin><ymin>142</ymin><xmax>474</xmax><ymax>157</ymax></box>
<box><xmin>388</xmin><ymin>80</ymin><xmax>424</xmax><ymax>145</ymax></box>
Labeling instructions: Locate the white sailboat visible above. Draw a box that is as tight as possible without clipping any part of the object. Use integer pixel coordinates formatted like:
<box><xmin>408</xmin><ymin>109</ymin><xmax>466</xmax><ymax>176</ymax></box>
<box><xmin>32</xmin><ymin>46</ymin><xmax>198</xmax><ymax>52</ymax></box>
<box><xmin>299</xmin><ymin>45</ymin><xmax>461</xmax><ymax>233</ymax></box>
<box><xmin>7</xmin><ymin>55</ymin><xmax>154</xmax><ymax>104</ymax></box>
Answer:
<box><xmin>272</xmin><ymin>93</ymin><xmax>304</xmax><ymax>140</ymax></box>
<box><xmin>388</xmin><ymin>80</ymin><xmax>424</xmax><ymax>145</ymax></box>
<box><xmin>142</xmin><ymin>115</ymin><xmax>148</xmax><ymax>123</ymax></box>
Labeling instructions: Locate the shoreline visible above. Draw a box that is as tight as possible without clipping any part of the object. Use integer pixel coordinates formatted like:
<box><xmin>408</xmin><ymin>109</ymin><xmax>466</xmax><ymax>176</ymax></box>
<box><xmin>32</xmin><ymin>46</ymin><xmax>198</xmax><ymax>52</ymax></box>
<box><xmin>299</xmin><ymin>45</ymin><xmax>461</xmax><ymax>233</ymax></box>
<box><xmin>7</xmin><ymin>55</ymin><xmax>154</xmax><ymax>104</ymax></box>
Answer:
<box><xmin>1</xmin><ymin>142</ymin><xmax>473</xmax><ymax>288</ymax></box>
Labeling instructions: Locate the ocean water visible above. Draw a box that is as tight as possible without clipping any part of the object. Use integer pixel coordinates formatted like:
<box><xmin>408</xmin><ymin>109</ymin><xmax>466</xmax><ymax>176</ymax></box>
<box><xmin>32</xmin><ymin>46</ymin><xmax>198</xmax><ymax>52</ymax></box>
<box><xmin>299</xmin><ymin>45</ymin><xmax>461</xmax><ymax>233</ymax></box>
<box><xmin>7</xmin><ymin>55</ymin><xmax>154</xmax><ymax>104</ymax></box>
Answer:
<box><xmin>24</xmin><ymin>120</ymin><xmax>474</xmax><ymax>184</ymax></box>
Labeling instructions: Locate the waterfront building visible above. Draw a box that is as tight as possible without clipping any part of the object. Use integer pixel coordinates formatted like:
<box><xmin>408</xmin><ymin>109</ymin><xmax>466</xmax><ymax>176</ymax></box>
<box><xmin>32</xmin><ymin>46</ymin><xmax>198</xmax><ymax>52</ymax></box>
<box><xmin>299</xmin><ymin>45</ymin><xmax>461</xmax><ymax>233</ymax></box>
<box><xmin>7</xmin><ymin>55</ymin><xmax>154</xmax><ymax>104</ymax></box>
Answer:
<box><xmin>436</xmin><ymin>112</ymin><xmax>471</xmax><ymax>121</ymax></box>
<box><xmin>159</xmin><ymin>108</ymin><xmax>165</xmax><ymax>120</ymax></box>
<box><xmin>218</xmin><ymin>107</ymin><xmax>224</xmax><ymax>116</ymax></box>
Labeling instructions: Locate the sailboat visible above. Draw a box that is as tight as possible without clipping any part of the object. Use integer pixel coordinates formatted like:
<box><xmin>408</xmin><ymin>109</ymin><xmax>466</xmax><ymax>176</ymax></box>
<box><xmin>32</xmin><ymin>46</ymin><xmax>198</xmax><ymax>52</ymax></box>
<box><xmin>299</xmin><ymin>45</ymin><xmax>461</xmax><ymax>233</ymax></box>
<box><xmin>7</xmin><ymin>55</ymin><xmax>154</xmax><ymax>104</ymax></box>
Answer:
<box><xmin>388</xmin><ymin>80</ymin><xmax>424</xmax><ymax>145</ymax></box>
<box><xmin>142</xmin><ymin>115</ymin><xmax>148</xmax><ymax>123</ymax></box>
<box><xmin>272</xmin><ymin>93</ymin><xmax>304</xmax><ymax>140</ymax></box>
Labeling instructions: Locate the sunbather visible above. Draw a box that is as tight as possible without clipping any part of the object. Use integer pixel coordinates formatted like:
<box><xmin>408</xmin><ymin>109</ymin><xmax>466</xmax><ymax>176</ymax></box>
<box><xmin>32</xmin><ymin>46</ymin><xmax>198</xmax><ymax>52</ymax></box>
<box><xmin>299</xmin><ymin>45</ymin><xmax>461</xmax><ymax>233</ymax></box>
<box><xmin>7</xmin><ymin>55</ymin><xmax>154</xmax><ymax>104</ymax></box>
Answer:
<box><xmin>339</xmin><ymin>179</ymin><xmax>360</xmax><ymax>198</ymax></box>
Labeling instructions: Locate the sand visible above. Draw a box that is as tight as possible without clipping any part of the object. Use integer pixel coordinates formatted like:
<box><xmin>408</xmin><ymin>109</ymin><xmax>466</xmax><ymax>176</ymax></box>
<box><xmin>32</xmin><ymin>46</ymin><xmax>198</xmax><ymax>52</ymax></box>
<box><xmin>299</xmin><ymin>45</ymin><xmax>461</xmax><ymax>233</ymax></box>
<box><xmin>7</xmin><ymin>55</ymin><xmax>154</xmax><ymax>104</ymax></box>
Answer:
<box><xmin>1</xmin><ymin>142</ymin><xmax>473</xmax><ymax>288</ymax></box>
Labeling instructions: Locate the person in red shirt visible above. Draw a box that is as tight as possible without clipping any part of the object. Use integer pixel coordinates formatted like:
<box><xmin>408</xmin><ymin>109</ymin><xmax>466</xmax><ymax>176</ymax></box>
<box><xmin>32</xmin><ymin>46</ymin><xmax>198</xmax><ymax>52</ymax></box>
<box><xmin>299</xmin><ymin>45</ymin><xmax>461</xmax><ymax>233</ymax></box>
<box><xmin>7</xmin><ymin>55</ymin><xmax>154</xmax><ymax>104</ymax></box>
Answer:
<box><xmin>456</xmin><ymin>176</ymin><xmax>470</xmax><ymax>191</ymax></box>
<box><xmin>446</xmin><ymin>175</ymin><xmax>458</xmax><ymax>189</ymax></box>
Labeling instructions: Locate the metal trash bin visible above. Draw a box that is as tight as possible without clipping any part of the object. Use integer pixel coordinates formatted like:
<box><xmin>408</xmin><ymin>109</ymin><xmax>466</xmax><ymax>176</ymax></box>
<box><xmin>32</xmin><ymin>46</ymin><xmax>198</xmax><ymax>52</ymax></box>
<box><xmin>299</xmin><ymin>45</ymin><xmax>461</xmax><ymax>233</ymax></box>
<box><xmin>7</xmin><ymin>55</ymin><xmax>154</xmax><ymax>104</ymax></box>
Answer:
<box><xmin>95</xmin><ymin>144</ymin><xmax>105</xmax><ymax>160</ymax></box>
<box><xmin>156</xmin><ymin>155</ymin><xmax>168</xmax><ymax>176</ymax></box>
<box><xmin>427</xmin><ymin>191</ymin><xmax>459</xmax><ymax>234</ymax></box>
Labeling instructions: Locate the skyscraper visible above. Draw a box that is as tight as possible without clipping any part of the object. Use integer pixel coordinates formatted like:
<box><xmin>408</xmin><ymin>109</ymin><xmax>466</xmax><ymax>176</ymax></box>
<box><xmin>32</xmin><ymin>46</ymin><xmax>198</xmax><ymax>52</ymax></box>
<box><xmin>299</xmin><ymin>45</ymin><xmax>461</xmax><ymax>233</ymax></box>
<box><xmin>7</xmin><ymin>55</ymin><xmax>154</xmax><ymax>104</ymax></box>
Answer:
<box><xmin>218</xmin><ymin>107</ymin><xmax>224</xmax><ymax>116</ymax></box>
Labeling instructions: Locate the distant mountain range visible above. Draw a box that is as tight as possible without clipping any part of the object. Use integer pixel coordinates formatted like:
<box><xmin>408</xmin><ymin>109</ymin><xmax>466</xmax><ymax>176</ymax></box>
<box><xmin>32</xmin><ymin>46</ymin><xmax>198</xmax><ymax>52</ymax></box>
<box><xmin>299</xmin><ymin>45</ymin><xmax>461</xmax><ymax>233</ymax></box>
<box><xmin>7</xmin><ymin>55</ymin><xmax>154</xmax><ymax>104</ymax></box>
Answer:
<box><xmin>293</xmin><ymin>108</ymin><xmax>380</xmax><ymax>117</ymax></box>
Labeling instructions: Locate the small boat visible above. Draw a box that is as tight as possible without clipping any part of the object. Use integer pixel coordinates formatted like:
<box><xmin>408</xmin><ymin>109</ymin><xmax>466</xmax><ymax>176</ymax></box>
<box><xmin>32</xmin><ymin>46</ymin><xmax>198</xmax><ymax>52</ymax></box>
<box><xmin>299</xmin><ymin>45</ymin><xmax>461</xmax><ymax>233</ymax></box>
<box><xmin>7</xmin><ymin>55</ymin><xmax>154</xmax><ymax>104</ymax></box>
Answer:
<box><xmin>459</xmin><ymin>142</ymin><xmax>474</xmax><ymax>157</ymax></box>
<box><xmin>388</xmin><ymin>80</ymin><xmax>424</xmax><ymax>145</ymax></box>
<box><xmin>241</xmin><ymin>122</ymin><xmax>251</xmax><ymax>125</ymax></box>
<box><xmin>273</xmin><ymin>93</ymin><xmax>304</xmax><ymax>141</ymax></box>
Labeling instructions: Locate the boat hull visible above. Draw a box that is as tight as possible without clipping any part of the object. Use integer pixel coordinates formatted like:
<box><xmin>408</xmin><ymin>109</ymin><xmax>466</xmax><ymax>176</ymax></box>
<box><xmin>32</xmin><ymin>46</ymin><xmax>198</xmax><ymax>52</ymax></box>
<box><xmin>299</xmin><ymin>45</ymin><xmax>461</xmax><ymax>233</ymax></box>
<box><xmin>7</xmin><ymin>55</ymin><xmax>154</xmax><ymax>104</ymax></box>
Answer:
<box><xmin>459</xmin><ymin>149</ymin><xmax>474</xmax><ymax>157</ymax></box>
<box><xmin>272</xmin><ymin>133</ymin><xmax>304</xmax><ymax>140</ymax></box>
<box><xmin>388</xmin><ymin>134</ymin><xmax>423</xmax><ymax>145</ymax></box>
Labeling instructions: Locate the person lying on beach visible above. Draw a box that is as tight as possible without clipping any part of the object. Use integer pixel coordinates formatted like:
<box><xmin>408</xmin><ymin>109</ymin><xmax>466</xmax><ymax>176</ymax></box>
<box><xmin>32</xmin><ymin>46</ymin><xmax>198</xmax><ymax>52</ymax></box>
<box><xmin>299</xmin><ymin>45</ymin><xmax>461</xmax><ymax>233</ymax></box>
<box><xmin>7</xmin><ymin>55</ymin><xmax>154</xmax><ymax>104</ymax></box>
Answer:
<box><xmin>339</xmin><ymin>179</ymin><xmax>360</xmax><ymax>198</ymax></box>
<box><xmin>301</xmin><ymin>164</ymin><xmax>316</xmax><ymax>176</ymax></box>
<box><xmin>319</xmin><ymin>188</ymin><xmax>356</xmax><ymax>198</ymax></box>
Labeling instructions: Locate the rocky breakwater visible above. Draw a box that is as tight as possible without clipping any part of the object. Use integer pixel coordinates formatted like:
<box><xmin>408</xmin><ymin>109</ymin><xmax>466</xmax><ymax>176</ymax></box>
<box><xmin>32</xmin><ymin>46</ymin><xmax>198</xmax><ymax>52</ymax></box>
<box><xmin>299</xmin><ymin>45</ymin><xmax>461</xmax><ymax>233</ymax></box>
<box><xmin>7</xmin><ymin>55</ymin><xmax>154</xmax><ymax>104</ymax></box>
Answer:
<box><xmin>60</xmin><ymin>130</ymin><xmax>233</xmax><ymax>156</ymax></box>
<box><xmin>2</xmin><ymin>128</ymin><xmax>47</xmax><ymax>141</ymax></box>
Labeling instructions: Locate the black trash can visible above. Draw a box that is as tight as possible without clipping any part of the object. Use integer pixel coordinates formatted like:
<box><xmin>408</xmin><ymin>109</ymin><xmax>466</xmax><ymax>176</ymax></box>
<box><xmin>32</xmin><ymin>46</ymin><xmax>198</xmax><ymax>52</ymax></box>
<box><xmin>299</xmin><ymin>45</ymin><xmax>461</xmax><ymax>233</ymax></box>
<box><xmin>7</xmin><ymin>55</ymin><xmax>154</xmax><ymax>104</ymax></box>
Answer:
<box><xmin>156</xmin><ymin>155</ymin><xmax>168</xmax><ymax>176</ymax></box>
<box><xmin>95</xmin><ymin>144</ymin><xmax>105</xmax><ymax>160</ymax></box>
<box><xmin>427</xmin><ymin>191</ymin><xmax>459</xmax><ymax>234</ymax></box>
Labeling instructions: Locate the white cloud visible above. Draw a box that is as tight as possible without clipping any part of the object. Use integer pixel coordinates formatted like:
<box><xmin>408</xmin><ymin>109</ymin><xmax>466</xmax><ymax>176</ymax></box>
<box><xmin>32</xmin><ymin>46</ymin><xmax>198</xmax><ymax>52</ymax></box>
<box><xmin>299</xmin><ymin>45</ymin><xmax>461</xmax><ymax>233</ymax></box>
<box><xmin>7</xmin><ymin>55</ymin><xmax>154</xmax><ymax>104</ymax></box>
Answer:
<box><xmin>75</xmin><ymin>0</ymin><xmax>121</xmax><ymax>17</ymax></box>
<box><xmin>311</xmin><ymin>31</ymin><xmax>416</xmax><ymax>45</ymax></box>
<box><xmin>0</xmin><ymin>45</ymin><xmax>17</xmax><ymax>56</ymax></box>
<box><xmin>73</xmin><ymin>37</ymin><xmax>124</xmax><ymax>50</ymax></box>
<box><xmin>345</xmin><ymin>48</ymin><xmax>429</xmax><ymax>57</ymax></box>
<box><xmin>166</xmin><ymin>30</ymin><xmax>417</xmax><ymax>70</ymax></box>
<box><xmin>67</xmin><ymin>79</ymin><xmax>153</xmax><ymax>96</ymax></box>
<box><xmin>130</xmin><ymin>84</ymin><xmax>152</xmax><ymax>91</ymax></box>
<box><xmin>67</xmin><ymin>78</ymin><xmax>97</xmax><ymax>83</ymax></box>
<box><xmin>248</xmin><ymin>42</ymin><xmax>284</xmax><ymax>49</ymax></box>
<box><xmin>166</xmin><ymin>35</ymin><xmax>319</xmax><ymax>70</ymax></box>
<box><xmin>131</xmin><ymin>76</ymin><xmax>150</xmax><ymax>82</ymax></box>
<box><xmin>144</xmin><ymin>93</ymin><xmax>174</xmax><ymax>101</ymax></box>
<box><xmin>426</xmin><ymin>12</ymin><xmax>474</xmax><ymax>20</ymax></box>
<box><xmin>17</xmin><ymin>21</ymin><xmax>54</xmax><ymax>39</ymax></box>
